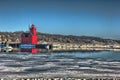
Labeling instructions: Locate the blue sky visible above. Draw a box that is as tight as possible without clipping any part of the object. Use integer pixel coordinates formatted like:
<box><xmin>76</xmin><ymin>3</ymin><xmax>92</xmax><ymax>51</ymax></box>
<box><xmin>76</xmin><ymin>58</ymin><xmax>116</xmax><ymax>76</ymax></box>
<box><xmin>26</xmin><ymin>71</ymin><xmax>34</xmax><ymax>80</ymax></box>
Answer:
<box><xmin>0</xmin><ymin>0</ymin><xmax>120</xmax><ymax>40</ymax></box>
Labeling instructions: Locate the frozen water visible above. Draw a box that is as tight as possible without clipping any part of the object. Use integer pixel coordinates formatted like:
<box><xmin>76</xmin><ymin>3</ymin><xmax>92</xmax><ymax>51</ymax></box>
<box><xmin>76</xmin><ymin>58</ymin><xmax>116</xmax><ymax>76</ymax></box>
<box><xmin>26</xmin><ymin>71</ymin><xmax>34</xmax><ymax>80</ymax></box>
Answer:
<box><xmin>0</xmin><ymin>51</ymin><xmax>120</xmax><ymax>78</ymax></box>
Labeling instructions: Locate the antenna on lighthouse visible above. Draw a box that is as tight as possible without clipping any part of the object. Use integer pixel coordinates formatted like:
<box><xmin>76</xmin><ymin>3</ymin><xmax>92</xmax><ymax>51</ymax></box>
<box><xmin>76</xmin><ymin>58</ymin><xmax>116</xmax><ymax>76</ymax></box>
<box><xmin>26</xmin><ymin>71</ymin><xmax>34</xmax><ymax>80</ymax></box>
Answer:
<box><xmin>29</xmin><ymin>24</ymin><xmax>31</xmax><ymax>28</ymax></box>
<box><xmin>28</xmin><ymin>24</ymin><xmax>31</xmax><ymax>32</ymax></box>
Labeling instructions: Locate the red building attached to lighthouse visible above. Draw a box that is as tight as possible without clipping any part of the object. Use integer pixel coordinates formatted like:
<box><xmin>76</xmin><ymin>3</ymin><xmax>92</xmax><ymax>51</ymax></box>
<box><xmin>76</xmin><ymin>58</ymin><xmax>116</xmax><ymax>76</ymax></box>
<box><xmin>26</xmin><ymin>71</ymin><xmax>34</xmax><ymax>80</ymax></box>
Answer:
<box><xmin>21</xmin><ymin>24</ymin><xmax>38</xmax><ymax>53</ymax></box>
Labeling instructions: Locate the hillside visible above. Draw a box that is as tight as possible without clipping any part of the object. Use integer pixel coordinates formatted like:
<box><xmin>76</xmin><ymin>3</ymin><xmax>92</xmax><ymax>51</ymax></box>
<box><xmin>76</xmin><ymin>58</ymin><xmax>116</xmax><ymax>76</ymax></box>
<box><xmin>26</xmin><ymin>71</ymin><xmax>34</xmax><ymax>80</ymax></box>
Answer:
<box><xmin>0</xmin><ymin>32</ymin><xmax>120</xmax><ymax>45</ymax></box>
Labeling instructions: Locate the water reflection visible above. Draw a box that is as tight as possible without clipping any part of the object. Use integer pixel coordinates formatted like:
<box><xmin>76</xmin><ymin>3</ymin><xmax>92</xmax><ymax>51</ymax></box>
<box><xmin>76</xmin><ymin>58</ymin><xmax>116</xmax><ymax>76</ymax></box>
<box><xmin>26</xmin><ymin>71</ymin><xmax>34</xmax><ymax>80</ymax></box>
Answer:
<box><xmin>21</xmin><ymin>48</ymin><xmax>38</xmax><ymax>54</ymax></box>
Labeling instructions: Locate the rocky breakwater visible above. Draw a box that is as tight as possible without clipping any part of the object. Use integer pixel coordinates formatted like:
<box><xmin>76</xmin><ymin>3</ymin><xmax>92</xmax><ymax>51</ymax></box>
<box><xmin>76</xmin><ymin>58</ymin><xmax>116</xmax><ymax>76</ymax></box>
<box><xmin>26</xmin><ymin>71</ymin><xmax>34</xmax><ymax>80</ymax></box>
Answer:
<box><xmin>52</xmin><ymin>42</ymin><xmax>120</xmax><ymax>51</ymax></box>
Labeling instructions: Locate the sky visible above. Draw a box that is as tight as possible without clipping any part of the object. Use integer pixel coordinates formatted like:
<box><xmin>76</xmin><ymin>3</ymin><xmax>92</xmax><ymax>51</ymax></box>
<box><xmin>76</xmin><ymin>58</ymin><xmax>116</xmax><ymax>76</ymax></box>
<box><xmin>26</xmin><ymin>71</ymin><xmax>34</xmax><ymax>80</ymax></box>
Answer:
<box><xmin>0</xmin><ymin>0</ymin><xmax>120</xmax><ymax>40</ymax></box>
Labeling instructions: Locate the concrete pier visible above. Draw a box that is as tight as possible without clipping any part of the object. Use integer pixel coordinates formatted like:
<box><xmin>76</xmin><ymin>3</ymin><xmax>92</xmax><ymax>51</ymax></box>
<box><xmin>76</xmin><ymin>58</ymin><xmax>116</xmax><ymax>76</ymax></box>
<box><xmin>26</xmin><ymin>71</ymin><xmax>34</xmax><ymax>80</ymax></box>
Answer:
<box><xmin>1</xmin><ymin>42</ymin><xmax>120</xmax><ymax>52</ymax></box>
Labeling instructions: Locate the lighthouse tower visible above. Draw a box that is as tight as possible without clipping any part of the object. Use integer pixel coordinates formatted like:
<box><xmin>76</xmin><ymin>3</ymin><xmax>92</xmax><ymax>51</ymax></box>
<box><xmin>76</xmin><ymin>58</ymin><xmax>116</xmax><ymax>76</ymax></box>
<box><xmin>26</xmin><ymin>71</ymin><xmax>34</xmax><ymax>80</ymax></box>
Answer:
<box><xmin>29</xmin><ymin>24</ymin><xmax>38</xmax><ymax>44</ymax></box>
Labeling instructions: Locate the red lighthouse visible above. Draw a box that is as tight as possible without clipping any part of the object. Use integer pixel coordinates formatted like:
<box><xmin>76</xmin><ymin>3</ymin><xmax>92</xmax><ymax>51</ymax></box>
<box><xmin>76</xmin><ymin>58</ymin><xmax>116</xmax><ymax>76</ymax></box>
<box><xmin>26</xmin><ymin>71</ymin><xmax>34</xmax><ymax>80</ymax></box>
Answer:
<box><xmin>21</xmin><ymin>24</ymin><xmax>38</xmax><ymax>44</ymax></box>
<box><xmin>21</xmin><ymin>24</ymin><xmax>38</xmax><ymax>53</ymax></box>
